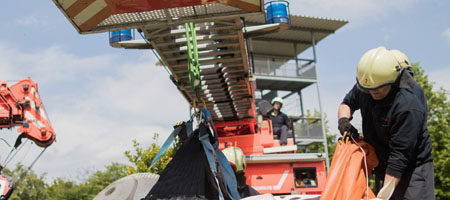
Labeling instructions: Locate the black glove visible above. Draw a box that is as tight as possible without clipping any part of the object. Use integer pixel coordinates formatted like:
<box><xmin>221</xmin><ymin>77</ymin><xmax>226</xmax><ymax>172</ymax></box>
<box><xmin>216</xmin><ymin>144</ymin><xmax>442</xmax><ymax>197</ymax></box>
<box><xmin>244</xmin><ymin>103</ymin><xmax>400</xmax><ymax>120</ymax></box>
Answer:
<box><xmin>338</xmin><ymin>117</ymin><xmax>359</xmax><ymax>138</ymax></box>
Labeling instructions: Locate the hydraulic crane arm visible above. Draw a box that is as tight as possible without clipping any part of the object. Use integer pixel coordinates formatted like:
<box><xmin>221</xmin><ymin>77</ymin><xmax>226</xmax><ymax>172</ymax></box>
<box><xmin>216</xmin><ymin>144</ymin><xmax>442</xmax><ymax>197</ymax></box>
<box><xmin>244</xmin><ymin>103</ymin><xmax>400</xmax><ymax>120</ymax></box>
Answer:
<box><xmin>0</xmin><ymin>77</ymin><xmax>55</xmax><ymax>148</ymax></box>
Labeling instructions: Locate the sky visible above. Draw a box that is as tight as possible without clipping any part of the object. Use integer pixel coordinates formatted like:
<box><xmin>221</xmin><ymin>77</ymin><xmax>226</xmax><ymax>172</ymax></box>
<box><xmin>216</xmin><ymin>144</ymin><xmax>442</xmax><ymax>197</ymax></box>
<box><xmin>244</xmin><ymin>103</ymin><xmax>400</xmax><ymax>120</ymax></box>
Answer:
<box><xmin>0</xmin><ymin>0</ymin><xmax>448</xmax><ymax>181</ymax></box>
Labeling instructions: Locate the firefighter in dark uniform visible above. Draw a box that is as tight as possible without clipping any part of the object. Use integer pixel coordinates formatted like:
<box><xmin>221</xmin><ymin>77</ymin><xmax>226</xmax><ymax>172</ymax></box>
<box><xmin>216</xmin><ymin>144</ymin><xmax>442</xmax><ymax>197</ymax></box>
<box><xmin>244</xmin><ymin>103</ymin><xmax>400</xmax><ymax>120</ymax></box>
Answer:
<box><xmin>270</xmin><ymin>97</ymin><xmax>290</xmax><ymax>146</ymax></box>
<box><xmin>337</xmin><ymin>47</ymin><xmax>434</xmax><ymax>200</ymax></box>
<box><xmin>222</xmin><ymin>147</ymin><xmax>260</xmax><ymax>198</ymax></box>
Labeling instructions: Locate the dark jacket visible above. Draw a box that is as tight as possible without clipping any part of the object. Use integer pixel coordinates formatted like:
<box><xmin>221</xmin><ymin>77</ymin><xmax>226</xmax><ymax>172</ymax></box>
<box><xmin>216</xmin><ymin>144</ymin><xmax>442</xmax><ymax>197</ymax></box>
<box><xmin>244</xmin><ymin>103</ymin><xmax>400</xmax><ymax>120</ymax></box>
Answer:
<box><xmin>269</xmin><ymin>111</ymin><xmax>290</xmax><ymax>128</ymax></box>
<box><xmin>236</xmin><ymin>172</ymin><xmax>260</xmax><ymax>198</ymax></box>
<box><xmin>341</xmin><ymin>82</ymin><xmax>433</xmax><ymax>178</ymax></box>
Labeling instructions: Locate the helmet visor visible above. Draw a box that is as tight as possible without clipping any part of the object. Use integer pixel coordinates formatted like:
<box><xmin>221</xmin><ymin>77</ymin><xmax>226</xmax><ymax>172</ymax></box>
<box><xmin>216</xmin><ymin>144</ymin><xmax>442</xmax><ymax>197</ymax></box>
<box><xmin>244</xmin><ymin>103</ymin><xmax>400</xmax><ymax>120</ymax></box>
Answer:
<box><xmin>356</xmin><ymin>77</ymin><xmax>393</xmax><ymax>94</ymax></box>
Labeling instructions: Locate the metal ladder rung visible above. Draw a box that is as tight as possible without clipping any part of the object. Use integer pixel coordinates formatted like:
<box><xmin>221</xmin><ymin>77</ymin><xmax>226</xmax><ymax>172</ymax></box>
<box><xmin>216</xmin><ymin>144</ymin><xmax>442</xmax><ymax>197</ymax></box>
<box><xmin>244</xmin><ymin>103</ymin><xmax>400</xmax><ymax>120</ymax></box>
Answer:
<box><xmin>155</xmin><ymin>34</ymin><xmax>239</xmax><ymax>47</ymax></box>
<box><xmin>170</xmin><ymin>57</ymin><xmax>242</xmax><ymax>68</ymax></box>
<box><xmin>151</xmin><ymin>25</ymin><xmax>238</xmax><ymax>38</ymax></box>
<box><xmin>162</xmin><ymin>43</ymin><xmax>241</xmax><ymax>54</ymax></box>
<box><xmin>166</xmin><ymin>49</ymin><xmax>241</xmax><ymax>62</ymax></box>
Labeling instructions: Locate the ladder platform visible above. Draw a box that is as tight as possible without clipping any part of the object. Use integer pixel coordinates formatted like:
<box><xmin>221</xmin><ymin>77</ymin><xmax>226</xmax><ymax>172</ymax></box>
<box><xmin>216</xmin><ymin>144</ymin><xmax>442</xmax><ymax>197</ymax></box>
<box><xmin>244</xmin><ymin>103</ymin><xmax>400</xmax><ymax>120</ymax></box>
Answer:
<box><xmin>263</xmin><ymin>145</ymin><xmax>298</xmax><ymax>154</ymax></box>
<box><xmin>246</xmin><ymin>153</ymin><xmax>326</xmax><ymax>164</ymax></box>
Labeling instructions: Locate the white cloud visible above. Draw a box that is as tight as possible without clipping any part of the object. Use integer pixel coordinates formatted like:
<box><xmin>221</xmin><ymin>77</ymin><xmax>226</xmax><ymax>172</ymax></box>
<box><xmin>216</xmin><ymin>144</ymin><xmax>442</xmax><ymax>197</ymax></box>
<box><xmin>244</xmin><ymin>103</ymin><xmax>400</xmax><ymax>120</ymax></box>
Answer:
<box><xmin>442</xmin><ymin>28</ymin><xmax>450</xmax><ymax>42</ymax></box>
<box><xmin>288</xmin><ymin>0</ymin><xmax>419</xmax><ymax>26</ymax></box>
<box><xmin>14</xmin><ymin>15</ymin><xmax>44</xmax><ymax>26</ymax></box>
<box><xmin>0</xmin><ymin>42</ymin><xmax>190</xmax><ymax>179</ymax></box>
<box><xmin>428</xmin><ymin>66</ymin><xmax>450</xmax><ymax>92</ymax></box>
<box><xmin>384</xmin><ymin>33</ymin><xmax>392</xmax><ymax>42</ymax></box>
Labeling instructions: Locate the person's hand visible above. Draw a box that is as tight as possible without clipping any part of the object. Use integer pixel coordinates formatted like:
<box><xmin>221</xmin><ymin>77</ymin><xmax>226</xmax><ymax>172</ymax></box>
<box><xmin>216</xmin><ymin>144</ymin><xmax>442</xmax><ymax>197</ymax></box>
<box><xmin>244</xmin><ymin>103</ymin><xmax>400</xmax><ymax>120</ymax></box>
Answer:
<box><xmin>376</xmin><ymin>177</ymin><xmax>397</xmax><ymax>200</ymax></box>
<box><xmin>338</xmin><ymin>117</ymin><xmax>359</xmax><ymax>138</ymax></box>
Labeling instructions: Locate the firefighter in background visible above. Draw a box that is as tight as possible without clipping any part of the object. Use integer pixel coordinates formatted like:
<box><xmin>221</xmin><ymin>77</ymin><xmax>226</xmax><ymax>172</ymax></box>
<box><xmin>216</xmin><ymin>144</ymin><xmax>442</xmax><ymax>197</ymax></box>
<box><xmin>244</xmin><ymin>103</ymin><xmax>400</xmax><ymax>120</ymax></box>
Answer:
<box><xmin>222</xmin><ymin>147</ymin><xmax>259</xmax><ymax>198</ymax></box>
<box><xmin>337</xmin><ymin>47</ymin><xmax>434</xmax><ymax>199</ymax></box>
<box><xmin>270</xmin><ymin>97</ymin><xmax>290</xmax><ymax>146</ymax></box>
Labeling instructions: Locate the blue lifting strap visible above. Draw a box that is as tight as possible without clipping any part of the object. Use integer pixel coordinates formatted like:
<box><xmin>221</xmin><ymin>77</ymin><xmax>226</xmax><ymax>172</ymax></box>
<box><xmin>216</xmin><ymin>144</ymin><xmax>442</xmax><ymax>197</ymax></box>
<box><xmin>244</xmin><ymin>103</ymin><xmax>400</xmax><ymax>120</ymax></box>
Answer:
<box><xmin>148</xmin><ymin>110</ymin><xmax>239</xmax><ymax>199</ymax></box>
<box><xmin>201</xmin><ymin>108</ymin><xmax>240</xmax><ymax>200</ymax></box>
<box><xmin>199</xmin><ymin>131</ymin><xmax>225</xmax><ymax>200</ymax></box>
<box><xmin>149</xmin><ymin>120</ymin><xmax>193</xmax><ymax>169</ymax></box>
<box><xmin>216</xmin><ymin>147</ymin><xmax>240</xmax><ymax>199</ymax></box>
<box><xmin>201</xmin><ymin>108</ymin><xmax>218</xmax><ymax>143</ymax></box>
<box><xmin>186</xmin><ymin>119</ymin><xmax>193</xmax><ymax>137</ymax></box>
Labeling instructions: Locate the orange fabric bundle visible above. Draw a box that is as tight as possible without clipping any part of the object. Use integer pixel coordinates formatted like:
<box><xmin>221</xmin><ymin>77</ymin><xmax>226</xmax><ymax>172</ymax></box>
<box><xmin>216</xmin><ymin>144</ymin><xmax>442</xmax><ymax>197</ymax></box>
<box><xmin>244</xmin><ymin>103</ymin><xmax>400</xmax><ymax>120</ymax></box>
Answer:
<box><xmin>320</xmin><ymin>139</ymin><xmax>379</xmax><ymax>200</ymax></box>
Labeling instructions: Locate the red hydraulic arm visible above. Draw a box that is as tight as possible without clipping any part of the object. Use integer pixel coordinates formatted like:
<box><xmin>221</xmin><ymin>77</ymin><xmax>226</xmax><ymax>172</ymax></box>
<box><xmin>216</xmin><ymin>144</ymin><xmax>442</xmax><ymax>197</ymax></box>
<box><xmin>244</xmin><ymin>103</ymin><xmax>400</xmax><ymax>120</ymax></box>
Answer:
<box><xmin>0</xmin><ymin>77</ymin><xmax>55</xmax><ymax>148</ymax></box>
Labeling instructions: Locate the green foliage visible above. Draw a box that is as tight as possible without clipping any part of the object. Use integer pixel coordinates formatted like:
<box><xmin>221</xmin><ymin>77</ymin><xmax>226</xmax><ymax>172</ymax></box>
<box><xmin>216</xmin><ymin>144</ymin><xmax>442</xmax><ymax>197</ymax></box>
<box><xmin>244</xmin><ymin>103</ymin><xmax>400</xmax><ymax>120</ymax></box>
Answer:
<box><xmin>84</xmin><ymin>162</ymin><xmax>127</xmax><ymax>196</ymax></box>
<box><xmin>46</xmin><ymin>162</ymin><xmax>127</xmax><ymax>200</ymax></box>
<box><xmin>47</xmin><ymin>178</ymin><xmax>91</xmax><ymax>200</ymax></box>
<box><xmin>48</xmin><ymin>162</ymin><xmax>126</xmax><ymax>200</ymax></box>
<box><xmin>124</xmin><ymin>133</ymin><xmax>181</xmax><ymax>175</ymax></box>
<box><xmin>411</xmin><ymin>63</ymin><xmax>450</xmax><ymax>200</ymax></box>
<box><xmin>2</xmin><ymin>162</ymin><xmax>126</xmax><ymax>200</ymax></box>
<box><xmin>3</xmin><ymin>164</ymin><xmax>49</xmax><ymax>200</ymax></box>
<box><xmin>1</xmin><ymin>133</ymin><xmax>177</xmax><ymax>199</ymax></box>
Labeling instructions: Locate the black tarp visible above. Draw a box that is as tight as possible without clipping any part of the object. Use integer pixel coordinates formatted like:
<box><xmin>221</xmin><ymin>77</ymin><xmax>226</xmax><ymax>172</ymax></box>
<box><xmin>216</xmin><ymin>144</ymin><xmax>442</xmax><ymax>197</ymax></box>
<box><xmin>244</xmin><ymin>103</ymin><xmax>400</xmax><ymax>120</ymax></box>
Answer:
<box><xmin>144</xmin><ymin>126</ymin><xmax>223</xmax><ymax>200</ymax></box>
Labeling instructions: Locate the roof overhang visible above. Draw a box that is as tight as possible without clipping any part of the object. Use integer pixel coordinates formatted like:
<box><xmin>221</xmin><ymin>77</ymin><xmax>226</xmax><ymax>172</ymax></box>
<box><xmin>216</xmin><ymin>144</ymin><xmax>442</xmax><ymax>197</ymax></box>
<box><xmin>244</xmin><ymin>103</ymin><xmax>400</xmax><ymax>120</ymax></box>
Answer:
<box><xmin>245</xmin><ymin>14</ymin><xmax>348</xmax><ymax>57</ymax></box>
<box><xmin>52</xmin><ymin>0</ymin><xmax>264</xmax><ymax>34</ymax></box>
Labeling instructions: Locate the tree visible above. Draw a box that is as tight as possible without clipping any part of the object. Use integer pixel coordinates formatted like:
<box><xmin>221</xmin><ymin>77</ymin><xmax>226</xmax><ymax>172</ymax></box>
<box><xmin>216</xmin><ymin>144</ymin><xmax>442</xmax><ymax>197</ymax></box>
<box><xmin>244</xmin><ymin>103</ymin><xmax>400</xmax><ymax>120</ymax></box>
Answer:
<box><xmin>84</xmin><ymin>162</ymin><xmax>127</xmax><ymax>196</ymax></box>
<box><xmin>124</xmin><ymin>133</ymin><xmax>181</xmax><ymax>175</ymax></box>
<box><xmin>46</xmin><ymin>162</ymin><xmax>127</xmax><ymax>200</ymax></box>
<box><xmin>2</xmin><ymin>164</ymin><xmax>49</xmax><ymax>200</ymax></box>
<box><xmin>411</xmin><ymin>63</ymin><xmax>450</xmax><ymax>200</ymax></box>
<box><xmin>47</xmin><ymin>178</ymin><xmax>90</xmax><ymax>200</ymax></box>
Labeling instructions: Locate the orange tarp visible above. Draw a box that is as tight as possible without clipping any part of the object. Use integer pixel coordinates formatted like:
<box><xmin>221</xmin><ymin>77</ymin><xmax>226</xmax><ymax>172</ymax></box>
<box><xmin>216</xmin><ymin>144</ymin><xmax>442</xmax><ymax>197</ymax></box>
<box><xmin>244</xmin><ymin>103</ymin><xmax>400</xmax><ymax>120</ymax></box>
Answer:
<box><xmin>320</xmin><ymin>139</ymin><xmax>379</xmax><ymax>200</ymax></box>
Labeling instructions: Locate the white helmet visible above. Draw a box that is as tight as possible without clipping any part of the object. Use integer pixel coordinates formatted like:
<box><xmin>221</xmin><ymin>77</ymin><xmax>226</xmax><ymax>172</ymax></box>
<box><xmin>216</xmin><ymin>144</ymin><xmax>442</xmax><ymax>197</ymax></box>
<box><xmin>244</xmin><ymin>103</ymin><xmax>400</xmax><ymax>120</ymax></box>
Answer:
<box><xmin>222</xmin><ymin>147</ymin><xmax>246</xmax><ymax>172</ymax></box>
<box><xmin>271</xmin><ymin>97</ymin><xmax>284</xmax><ymax>105</ymax></box>
<box><xmin>357</xmin><ymin>46</ymin><xmax>403</xmax><ymax>90</ymax></box>
<box><xmin>390</xmin><ymin>49</ymin><xmax>410</xmax><ymax>68</ymax></box>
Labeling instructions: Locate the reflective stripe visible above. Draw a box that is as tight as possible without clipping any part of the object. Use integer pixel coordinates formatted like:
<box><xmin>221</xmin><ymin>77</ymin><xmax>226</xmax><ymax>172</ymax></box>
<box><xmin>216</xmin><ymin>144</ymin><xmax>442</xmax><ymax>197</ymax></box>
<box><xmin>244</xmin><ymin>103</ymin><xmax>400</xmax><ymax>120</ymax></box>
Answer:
<box><xmin>66</xmin><ymin>0</ymin><xmax>96</xmax><ymax>17</ymax></box>
<box><xmin>30</xmin><ymin>87</ymin><xmax>37</xmax><ymax>98</ymax></box>
<box><xmin>58</xmin><ymin>0</ymin><xmax>78</xmax><ymax>10</ymax></box>
<box><xmin>73</xmin><ymin>0</ymin><xmax>107</xmax><ymax>26</ymax></box>
<box><xmin>25</xmin><ymin>111</ymin><xmax>45</xmax><ymax>129</ymax></box>
<box><xmin>79</xmin><ymin>6</ymin><xmax>110</xmax><ymax>31</ymax></box>
<box><xmin>24</xmin><ymin>96</ymin><xmax>48</xmax><ymax>121</ymax></box>
<box><xmin>253</xmin><ymin>170</ymin><xmax>289</xmax><ymax>191</ymax></box>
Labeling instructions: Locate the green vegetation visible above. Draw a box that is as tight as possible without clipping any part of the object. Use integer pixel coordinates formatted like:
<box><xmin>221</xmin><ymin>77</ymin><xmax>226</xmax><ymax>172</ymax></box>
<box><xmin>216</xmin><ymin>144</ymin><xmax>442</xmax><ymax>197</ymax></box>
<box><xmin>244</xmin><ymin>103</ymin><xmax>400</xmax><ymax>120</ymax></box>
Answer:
<box><xmin>124</xmin><ymin>133</ymin><xmax>180</xmax><ymax>175</ymax></box>
<box><xmin>3</xmin><ymin>164</ymin><xmax>49</xmax><ymax>200</ymax></box>
<box><xmin>411</xmin><ymin>63</ymin><xmax>449</xmax><ymax>200</ymax></box>
<box><xmin>1</xmin><ymin>133</ymin><xmax>180</xmax><ymax>199</ymax></box>
<box><xmin>3</xmin><ymin>162</ymin><xmax>126</xmax><ymax>200</ymax></box>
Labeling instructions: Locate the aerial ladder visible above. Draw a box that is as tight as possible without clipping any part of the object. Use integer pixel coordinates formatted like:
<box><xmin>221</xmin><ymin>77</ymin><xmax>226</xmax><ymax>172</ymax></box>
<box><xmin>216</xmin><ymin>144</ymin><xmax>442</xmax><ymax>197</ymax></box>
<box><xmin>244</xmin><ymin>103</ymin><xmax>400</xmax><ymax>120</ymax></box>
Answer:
<box><xmin>51</xmin><ymin>0</ymin><xmax>347</xmax><ymax>197</ymax></box>
<box><xmin>0</xmin><ymin>77</ymin><xmax>56</xmax><ymax>199</ymax></box>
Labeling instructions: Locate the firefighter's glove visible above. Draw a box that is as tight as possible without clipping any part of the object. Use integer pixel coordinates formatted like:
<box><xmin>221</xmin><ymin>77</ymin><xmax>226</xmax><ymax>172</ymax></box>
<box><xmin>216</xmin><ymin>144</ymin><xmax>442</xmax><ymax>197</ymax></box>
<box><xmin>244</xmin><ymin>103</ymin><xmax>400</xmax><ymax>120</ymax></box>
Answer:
<box><xmin>338</xmin><ymin>117</ymin><xmax>359</xmax><ymax>139</ymax></box>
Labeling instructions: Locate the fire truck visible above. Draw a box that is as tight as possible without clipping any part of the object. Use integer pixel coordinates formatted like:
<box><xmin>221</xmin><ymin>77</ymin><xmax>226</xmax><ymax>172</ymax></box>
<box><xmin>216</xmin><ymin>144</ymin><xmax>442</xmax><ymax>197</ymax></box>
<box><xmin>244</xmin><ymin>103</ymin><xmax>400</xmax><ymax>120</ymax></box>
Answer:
<box><xmin>51</xmin><ymin>0</ymin><xmax>346</xmax><ymax>198</ymax></box>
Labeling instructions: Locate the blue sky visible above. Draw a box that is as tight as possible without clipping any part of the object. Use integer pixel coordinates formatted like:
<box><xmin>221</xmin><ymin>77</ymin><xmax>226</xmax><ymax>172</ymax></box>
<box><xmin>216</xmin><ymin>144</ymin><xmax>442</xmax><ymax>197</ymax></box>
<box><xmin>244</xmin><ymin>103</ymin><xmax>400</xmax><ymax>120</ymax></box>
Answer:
<box><xmin>0</xmin><ymin>0</ymin><xmax>448</xmax><ymax>180</ymax></box>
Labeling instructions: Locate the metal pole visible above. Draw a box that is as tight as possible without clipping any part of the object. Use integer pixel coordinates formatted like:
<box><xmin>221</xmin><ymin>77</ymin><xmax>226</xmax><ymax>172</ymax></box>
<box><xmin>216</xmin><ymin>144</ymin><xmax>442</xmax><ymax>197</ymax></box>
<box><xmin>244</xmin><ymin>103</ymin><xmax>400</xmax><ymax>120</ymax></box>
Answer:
<box><xmin>294</xmin><ymin>43</ymin><xmax>299</xmax><ymax>77</ymax></box>
<box><xmin>311</xmin><ymin>31</ymin><xmax>330</xmax><ymax>171</ymax></box>
<box><xmin>248</xmin><ymin>37</ymin><xmax>255</xmax><ymax>74</ymax></box>
<box><xmin>298</xmin><ymin>91</ymin><xmax>304</xmax><ymax>117</ymax></box>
